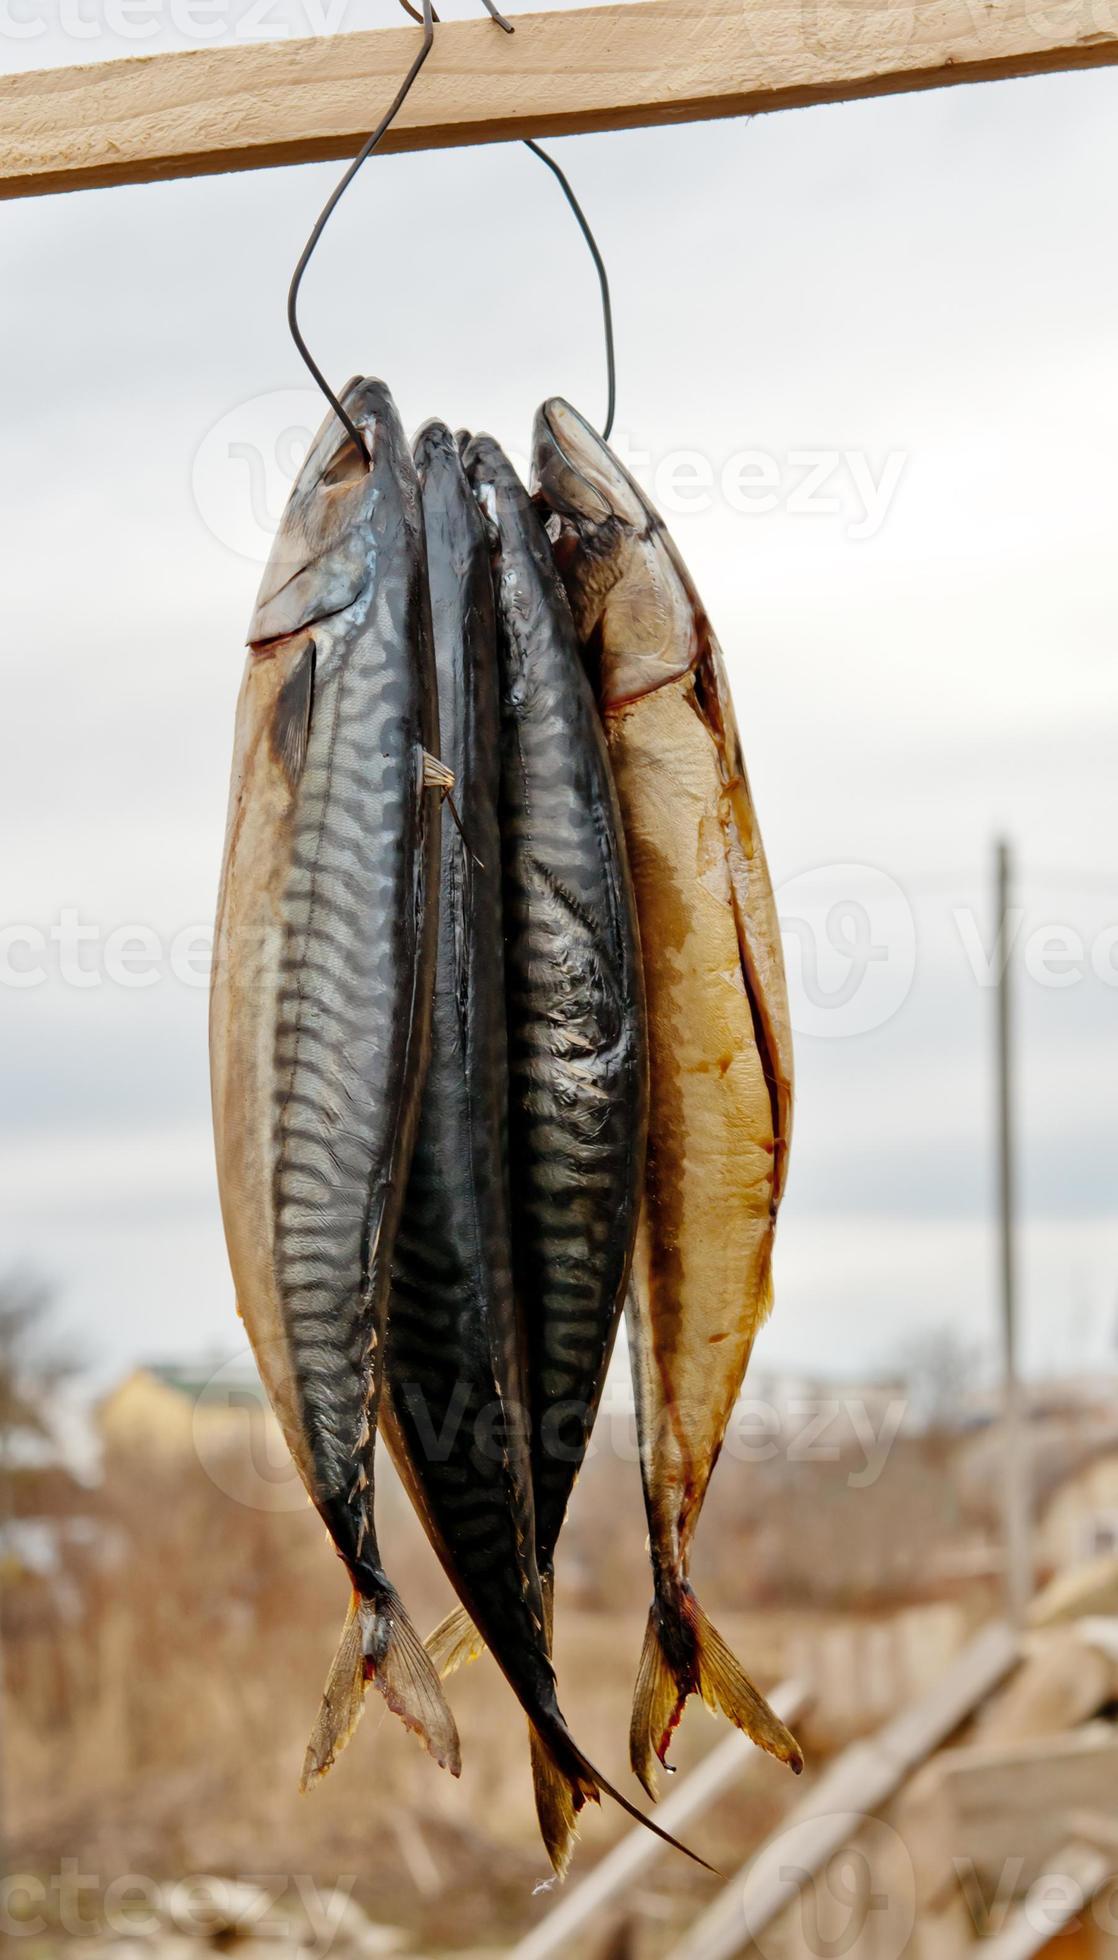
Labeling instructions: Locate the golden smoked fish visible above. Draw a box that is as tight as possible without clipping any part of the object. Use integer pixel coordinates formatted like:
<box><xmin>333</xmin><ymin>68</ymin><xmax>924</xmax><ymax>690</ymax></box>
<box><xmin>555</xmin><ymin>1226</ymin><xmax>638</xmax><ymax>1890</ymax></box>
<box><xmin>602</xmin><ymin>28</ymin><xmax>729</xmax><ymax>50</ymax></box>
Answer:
<box><xmin>210</xmin><ymin>378</ymin><xmax>458</xmax><ymax>1787</ymax></box>
<box><xmin>532</xmin><ymin>398</ymin><xmax>802</xmax><ymax>1795</ymax></box>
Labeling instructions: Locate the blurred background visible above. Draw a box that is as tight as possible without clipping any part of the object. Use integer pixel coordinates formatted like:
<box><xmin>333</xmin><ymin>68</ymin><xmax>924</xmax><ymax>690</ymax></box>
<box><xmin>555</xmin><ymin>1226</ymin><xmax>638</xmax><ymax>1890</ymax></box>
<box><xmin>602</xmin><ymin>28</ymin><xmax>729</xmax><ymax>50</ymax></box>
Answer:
<box><xmin>2</xmin><ymin>5</ymin><xmax>1118</xmax><ymax>1953</ymax></box>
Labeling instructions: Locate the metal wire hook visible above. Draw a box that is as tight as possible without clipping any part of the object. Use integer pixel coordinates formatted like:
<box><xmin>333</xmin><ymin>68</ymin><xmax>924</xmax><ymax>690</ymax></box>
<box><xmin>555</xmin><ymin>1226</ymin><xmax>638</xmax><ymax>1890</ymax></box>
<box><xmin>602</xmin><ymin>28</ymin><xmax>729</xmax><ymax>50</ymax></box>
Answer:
<box><xmin>520</xmin><ymin>137</ymin><xmax>615</xmax><ymax>442</ymax></box>
<box><xmin>395</xmin><ymin>1</ymin><xmax>617</xmax><ymax>439</ymax></box>
<box><xmin>287</xmin><ymin>0</ymin><xmax>511</xmax><ymax>464</ymax></box>
<box><xmin>288</xmin><ymin>0</ymin><xmax>614</xmax><ymax>460</ymax></box>
<box><xmin>287</xmin><ymin>0</ymin><xmax>435</xmax><ymax>464</ymax></box>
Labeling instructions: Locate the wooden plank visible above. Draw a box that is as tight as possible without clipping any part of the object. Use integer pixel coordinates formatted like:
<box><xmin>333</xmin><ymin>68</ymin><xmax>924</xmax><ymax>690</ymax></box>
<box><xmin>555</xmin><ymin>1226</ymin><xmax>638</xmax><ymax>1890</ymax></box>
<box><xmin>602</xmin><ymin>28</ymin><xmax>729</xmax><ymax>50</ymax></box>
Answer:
<box><xmin>510</xmin><ymin>1679</ymin><xmax>811</xmax><ymax>1960</ymax></box>
<box><xmin>5</xmin><ymin>0</ymin><xmax>1118</xmax><ymax>201</ymax></box>
<box><xmin>904</xmin><ymin>1725</ymin><xmax>1118</xmax><ymax>1893</ymax></box>
<box><xmin>975</xmin><ymin>1628</ymin><xmax>1118</xmax><ymax>1747</ymax></box>
<box><xmin>667</xmin><ymin>1620</ymin><xmax>1019</xmax><ymax>1960</ymax></box>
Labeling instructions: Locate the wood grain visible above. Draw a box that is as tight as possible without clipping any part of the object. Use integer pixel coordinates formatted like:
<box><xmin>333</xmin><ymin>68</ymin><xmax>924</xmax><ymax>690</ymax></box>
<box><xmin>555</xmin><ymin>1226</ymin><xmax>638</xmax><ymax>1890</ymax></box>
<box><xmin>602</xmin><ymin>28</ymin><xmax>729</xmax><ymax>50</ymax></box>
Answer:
<box><xmin>4</xmin><ymin>0</ymin><xmax>1118</xmax><ymax>199</ymax></box>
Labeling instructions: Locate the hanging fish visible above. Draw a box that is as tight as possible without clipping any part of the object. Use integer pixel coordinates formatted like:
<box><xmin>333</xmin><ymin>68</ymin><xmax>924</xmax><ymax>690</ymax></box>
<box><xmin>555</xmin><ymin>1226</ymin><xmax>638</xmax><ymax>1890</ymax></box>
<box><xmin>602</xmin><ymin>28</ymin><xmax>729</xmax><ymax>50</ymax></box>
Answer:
<box><xmin>532</xmin><ymin>397</ymin><xmax>802</xmax><ymax>1797</ymax></box>
<box><xmin>468</xmin><ymin>431</ymin><xmax>647</xmax><ymax>1658</ymax></box>
<box><xmin>210</xmin><ymin>377</ymin><xmax>458</xmax><ymax>1789</ymax></box>
<box><xmin>384</xmin><ymin>424</ymin><xmax>693</xmax><ymax>1879</ymax></box>
<box><xmin>427</xmin><ymin>428</ymin><xmax>648</xmax><ymax>1676</ymax></box>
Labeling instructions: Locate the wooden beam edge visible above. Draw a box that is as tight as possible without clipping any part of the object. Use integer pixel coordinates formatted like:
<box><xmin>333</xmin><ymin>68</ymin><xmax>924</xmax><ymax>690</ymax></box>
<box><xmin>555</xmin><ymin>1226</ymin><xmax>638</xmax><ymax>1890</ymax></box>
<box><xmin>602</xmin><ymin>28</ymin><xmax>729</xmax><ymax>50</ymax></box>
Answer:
<box><xmin>3</xmin><ymin>2</ymin><xmax>1118</xmax><ymax>200</ymax></box>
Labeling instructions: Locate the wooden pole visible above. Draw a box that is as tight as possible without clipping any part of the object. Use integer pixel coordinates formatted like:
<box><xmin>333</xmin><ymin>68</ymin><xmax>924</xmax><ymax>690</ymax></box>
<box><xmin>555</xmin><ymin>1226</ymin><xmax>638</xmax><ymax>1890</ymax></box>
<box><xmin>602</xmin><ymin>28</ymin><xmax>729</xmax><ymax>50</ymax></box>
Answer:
<box><xmin>996</xmin><ymin>838</ymin><xmax>1033</xmax><ymax>1625</ymax></box>
<box><xmin>4</xmin><ymin>0</ymin><xmax>1118</xmax><ymax>200</ymax></box>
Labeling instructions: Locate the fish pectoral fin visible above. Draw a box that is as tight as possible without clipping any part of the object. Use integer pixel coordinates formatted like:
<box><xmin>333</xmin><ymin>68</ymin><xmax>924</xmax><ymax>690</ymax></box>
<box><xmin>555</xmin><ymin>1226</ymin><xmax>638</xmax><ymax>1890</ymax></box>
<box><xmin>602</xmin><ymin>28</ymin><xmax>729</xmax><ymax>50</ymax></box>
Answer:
<box><xmin>422</xmin><ymin>750</ymin><xmax>455</xmax><ymax>792</ymax></box>
<box><xmin>425</xmin><ymin>1602</ymin><xmax>488</xmax><ymax>1679</ymax></box>
<box><xmin>421</xmin><ymin>751</ymin><xmax>482</xmax><ymax>865</ymax></box>
<box><xmin>270</xmin><ymin>634</ymin><xmax>316</xmax><ymax>788</ymax></box>
<box><xmin>301</xmin><ymin>1586</ymin><xmax>462</xmax><ymax>1790</ymax></box>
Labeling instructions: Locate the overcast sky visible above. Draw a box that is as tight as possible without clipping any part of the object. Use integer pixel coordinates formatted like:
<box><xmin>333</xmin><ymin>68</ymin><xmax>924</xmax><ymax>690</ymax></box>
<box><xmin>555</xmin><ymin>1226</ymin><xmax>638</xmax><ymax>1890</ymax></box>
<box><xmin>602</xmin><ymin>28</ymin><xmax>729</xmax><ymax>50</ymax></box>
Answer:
<box><xmin>2</xmin><ymin>8</ymin><xmax>1117</xmax><ymax>1396</ymax></box>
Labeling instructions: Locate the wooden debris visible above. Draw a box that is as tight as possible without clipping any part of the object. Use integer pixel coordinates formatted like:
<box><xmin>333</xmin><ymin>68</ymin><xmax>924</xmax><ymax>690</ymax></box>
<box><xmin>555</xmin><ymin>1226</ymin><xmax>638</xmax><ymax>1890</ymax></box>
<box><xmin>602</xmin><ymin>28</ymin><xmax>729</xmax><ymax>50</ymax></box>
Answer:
<box><xmin>975</xmin><ymin>1629</ymin><xmax>1118</xmax><ymax>1747</ymax></box>
<box><xmin>666</xmin><ymin>1622</ymin><xmax>1019</xmax><ymax>1960</ymax></box>
<box><xmin>901</xmin><ymin>1726</ymin><xmax>1118</xmax><ymax>1900</ymax></box>
<box><xmin>1029</xmin><ymin>1557</ymin><xmax>1118</xmax><ymax>1628</ymax></box>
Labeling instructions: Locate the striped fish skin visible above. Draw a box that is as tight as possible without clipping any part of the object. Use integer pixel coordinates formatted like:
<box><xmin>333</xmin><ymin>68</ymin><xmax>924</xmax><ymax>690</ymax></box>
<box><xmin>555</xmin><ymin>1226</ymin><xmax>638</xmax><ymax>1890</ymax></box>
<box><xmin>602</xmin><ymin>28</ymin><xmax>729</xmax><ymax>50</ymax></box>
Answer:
<box><xmin>531</xmin><ymin>397</ymin><xmax>800</xmax><ymax>1796</ymax></box>
<box><xmin>385</xmin><ymin>428</ymin><xmax>680</xmax><ymax>1879</ymax></box>
<box><xmin>382</xmin><ymin>422</ymin><xmax>551</xmax><ymax>1708</ymax></box>
<box><xmin>437</xmin><ymin>435</ymin><xmax>701</xmax><ymax>1879</ymax></box>
<box><xmin>464</xmin><ymin>433</ymin><xmax>648</xmax><ymax>1593</ymax></box>
<box><xmin>210</xmin><ymin>377</ymin><xmax>457</xmax><ymax>1778</ymax></box>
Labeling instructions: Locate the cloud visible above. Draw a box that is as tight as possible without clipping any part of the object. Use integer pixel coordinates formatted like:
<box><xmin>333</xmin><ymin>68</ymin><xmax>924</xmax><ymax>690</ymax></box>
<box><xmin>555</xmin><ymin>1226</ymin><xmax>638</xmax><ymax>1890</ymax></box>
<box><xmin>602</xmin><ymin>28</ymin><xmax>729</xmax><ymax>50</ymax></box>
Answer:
<box><xmin>3</xmin><ymin>35</ymin><xmax>1116</xmax><ymax>1385</ymax></box>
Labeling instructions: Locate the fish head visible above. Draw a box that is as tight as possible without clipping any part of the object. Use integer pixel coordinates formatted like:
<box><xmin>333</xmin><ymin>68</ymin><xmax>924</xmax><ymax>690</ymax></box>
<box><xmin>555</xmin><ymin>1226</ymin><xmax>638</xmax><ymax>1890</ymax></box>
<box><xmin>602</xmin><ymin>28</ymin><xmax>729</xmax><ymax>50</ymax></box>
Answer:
<box><xmin>460</xmin><ymin>431</ymin><xmax>524</xmax><ymax>539</ymax></box>
<box><xmin>247</xmin><ymin>376</ymin><xmax>412</xmax><ymax>652</ymax></box>
<box><xmin>531</xmin><ymin>397</ymin><xmax>700</xmax><ymax>705</ymax></box>
<box><xmin>413</xmin><ymin>417</ymin><xmax>460</xmax><ymax>482</ymax></box>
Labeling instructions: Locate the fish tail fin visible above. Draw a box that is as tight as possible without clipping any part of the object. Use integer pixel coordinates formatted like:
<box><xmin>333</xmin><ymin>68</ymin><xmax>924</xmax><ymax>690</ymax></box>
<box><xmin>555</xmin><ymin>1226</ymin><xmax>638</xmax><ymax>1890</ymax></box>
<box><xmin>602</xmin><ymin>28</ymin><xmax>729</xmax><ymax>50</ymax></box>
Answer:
<box><xmin>301</xmin><ymin>1586</ymin><xmax>461</xmax><ymax>1790</ymax></box>
<box><xmin>526</xmin><ymin>1568</ymin><xmax>587</xmax><ymax>1876</ymax></box>
<box><xmin>529</xmin><ymin>1710</ymin><xmax>718</xmax><ymax>1880</ymax></box>
<box><xmin>630</xmin><ymin>1598</ymin><xmax>689</xmax><ymax>1801</ymax></box>
<box><xmin>528</xmin><ymin>1720</ymin><xmax>593</xmax><ymax>1880</ymax></box>
<box><xmin>630</xmin><ymin>1586</ymin><xmax>802</xmax><ymax>1800</ymax></box>
<box><xmin>691</xmin><ymin>1591</ymin><xmax>802</xmax><ymax>1771</ymax></box>
<box><xmin>425</xmin><ymin>1601</ymin><xmax>488</xmax><ymax>1679</ymax></box>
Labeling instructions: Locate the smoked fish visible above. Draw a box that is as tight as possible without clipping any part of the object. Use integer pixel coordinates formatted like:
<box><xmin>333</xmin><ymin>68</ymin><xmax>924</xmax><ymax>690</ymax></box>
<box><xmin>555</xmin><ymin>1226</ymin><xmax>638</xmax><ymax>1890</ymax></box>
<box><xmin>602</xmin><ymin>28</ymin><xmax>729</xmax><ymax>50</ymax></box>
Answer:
<box><xmin>532</xmin><ymin>397</ymin><xmax>802</xmax><ymax>1796</ymax></box>
<box><xmin>438</xmin><ymin>430</ymin><xmax>648</xmax><ymax>1625</ymax></box>
<box><xmin>388</xmin><ymin>425</ymin><xmax>685</xmax><ymax>1878</ymax></box>
<box><xmin>210</xmin><ymin>377</ymin><xmax>458</xmax><ymax>1789</ymax></box>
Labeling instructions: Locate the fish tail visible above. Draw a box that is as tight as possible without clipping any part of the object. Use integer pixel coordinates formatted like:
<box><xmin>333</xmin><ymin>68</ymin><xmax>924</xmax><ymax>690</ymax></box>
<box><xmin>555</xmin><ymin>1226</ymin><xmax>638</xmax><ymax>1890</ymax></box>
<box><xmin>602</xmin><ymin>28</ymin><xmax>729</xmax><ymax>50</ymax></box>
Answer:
<box><xmin>630</xmin><ymin>1584</ymin><xmax>802</xmax><ymax>1800</ymax></box>
<box><xmin>528</xmin><ymin>1720</ymin><xmax>592</xmax><ymax>1879</ymax></box>
<box><xmin>526</xmin><ymin>1566</ymin><xmax>583</xmax><ymax>1874</ymax></box>
<box><xmin>425</xmin><ymin>1601</ymin><xmax>487</xmax><ymax>1678</ymax></box>
<box><xmin>301</xmin><ymin>1585</ymin><xmax>461</xmax><ymax>1790</ymax></box>
<box><xmin>528</xmin><ymin>1709</ymin><xmax>718</xmax><ymax>1880</ymax></box>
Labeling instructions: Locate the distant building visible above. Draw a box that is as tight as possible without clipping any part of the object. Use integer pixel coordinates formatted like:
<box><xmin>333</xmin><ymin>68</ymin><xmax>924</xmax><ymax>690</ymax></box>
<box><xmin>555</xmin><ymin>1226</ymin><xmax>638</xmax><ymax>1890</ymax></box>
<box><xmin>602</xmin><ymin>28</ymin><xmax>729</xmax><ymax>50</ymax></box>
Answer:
<box><xmin>98</xmin><ymin>1359</ymin><xmax>272</xmax><ymax>1455</ymax></box>
<box><xmin>94</xmin><ymin>1358</ymin><xmax>418</xmax><ymax>1517</ymax></box>
<box><xmin>96</xmin><ymin>1360</ymin><xmax>300</xmax><ymax>1510</ymax></box>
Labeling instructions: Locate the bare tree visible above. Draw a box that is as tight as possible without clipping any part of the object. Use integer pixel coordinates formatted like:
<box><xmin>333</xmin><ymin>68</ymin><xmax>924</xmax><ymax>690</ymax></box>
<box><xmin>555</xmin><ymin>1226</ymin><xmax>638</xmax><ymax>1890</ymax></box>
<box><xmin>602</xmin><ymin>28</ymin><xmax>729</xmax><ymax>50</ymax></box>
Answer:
<box><xmin>892</xmin><ymin>1326</ymin><xmax>988</xmax><ymax>1436</ymax></box>
<box><xmin>0</xmin><ymin>1268</ymin><xmax>77</xmax><ymax>1459</ymax></box>
<box><xmin>0</xmin><ymin>1269</ymin><xmax>80</xmax><ymax>1876</ymax></box>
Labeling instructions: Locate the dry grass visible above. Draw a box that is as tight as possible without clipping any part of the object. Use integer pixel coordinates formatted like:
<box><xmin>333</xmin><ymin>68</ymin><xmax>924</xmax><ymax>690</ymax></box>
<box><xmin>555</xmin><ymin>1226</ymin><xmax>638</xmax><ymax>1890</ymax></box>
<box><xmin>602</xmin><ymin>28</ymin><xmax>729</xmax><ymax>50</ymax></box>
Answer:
<box><xmin>4</xmin><ymin>1423</ymin><xmax>978</xmax><ymax>1955</ymax></box>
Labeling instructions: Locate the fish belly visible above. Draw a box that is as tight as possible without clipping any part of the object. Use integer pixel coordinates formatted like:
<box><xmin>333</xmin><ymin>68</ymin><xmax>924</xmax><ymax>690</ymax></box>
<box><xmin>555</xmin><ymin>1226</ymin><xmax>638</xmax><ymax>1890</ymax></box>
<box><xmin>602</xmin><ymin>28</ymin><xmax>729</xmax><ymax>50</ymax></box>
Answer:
<box><xmin>211</xmin><ymin>641</ymin><xmax>312</xmax><ymax>1491</ymax></box>
<box><xmin>606</xmin><ymin>673</ymin><xmax>775</xmax><ymax>1568</ymax></box>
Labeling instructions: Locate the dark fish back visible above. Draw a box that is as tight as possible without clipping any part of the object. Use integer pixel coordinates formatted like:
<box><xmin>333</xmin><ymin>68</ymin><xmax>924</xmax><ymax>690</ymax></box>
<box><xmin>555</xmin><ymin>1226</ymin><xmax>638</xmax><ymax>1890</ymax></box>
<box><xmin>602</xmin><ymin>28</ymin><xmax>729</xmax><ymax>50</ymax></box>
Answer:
<box><xmin>463</xmin><ymin>434</ymin><xmax>647</xmax><ymax>1578</ymax></box>
<box><xmin>271</xmin><ymin>381</ymin><xmax>440</xmax><ymax>1572</ymax></box>
<box><xmin>386</xmin><ymin>423</ymin><xmax>550</xmax><ymax>1704</ymax></box>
